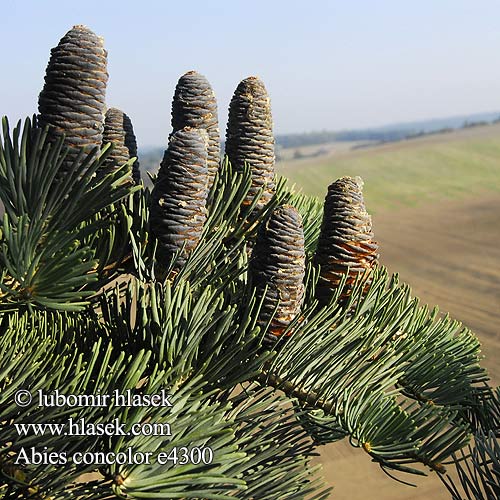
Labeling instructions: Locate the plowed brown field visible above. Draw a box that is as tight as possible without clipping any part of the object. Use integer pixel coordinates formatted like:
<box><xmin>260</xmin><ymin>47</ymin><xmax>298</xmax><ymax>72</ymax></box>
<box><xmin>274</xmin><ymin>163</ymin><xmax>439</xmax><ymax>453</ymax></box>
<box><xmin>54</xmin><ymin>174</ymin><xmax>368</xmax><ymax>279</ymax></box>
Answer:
<box><xmin>316</xmin><ymin>194</ymin><xmax>500</xmax><ymax>499</ymax></box>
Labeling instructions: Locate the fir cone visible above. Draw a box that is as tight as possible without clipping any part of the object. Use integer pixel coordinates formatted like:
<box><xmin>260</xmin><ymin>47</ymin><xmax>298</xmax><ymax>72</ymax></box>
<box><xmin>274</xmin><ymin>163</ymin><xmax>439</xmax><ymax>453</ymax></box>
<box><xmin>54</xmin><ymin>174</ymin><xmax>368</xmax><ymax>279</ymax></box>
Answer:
<box><xmin>150</xmin><ymin>127</ymin><xmax>209</xmax><ymax>271</ymax></box>
<box><xmin>252</xmin><ymin>205</ymin><xmax>305</xmax><ymax>342</ymax></box>
<box><xmin>102</xmin><ymin>107</ymin><xmax>141</xmax><ymax>184</ymax></box>
<box><xmin>225</xmin><ymin>76</ymin><xmax>276</xmax><ymax>208</ymax></box>
<box><xmin>314</xmin><ymin>176</ymin><xmax>379</xmax><ymax>305</ymax></box>
<box><xmin>38</xmin><ymin>25</ymin><xmax>108</xmax><ymax>166</ymax></box>
<box><xmin>171</xmin><ymin>71</ymin><xmax>220</xmax><ymax>191</ymax></box>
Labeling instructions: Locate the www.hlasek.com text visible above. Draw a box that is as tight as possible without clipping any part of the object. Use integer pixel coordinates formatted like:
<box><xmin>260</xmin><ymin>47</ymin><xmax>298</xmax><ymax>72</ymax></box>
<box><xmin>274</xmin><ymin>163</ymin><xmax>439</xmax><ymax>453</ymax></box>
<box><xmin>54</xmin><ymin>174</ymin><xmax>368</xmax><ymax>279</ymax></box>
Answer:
<box><xmin>15</xmin><ymin>417</ymin><xmax>172</xmax><ymax>438</ymax></box>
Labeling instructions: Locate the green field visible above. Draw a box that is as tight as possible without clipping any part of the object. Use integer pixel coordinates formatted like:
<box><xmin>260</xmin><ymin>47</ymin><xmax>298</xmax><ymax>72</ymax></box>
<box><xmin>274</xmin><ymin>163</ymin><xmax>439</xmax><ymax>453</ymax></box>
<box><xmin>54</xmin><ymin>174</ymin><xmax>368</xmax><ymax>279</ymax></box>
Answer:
<box><xmin>277</xmin><ymin>123</ymin><xmax>500</xmax><ymax>212</ymax></box>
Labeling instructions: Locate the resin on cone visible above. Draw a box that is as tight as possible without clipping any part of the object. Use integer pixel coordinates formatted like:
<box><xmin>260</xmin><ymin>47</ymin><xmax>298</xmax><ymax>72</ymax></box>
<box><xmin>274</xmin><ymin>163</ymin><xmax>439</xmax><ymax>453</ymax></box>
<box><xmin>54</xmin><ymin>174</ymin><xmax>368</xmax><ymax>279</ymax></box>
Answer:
<box><xmin>225</xmin><ymin>76</ymin><xmax>276</xmax><ymax>208</ymax></box>
<box><xmin>38</xmin><ymin>25</ymin><xmax>108</xmax><ymax>166</ymax></box>
<box><xmin>102</xmin><ymin>107</ymin><xmax>141</xmax><ymax>184</ymax></box>
<box><xmin>314</xmin><ymin>176</ymin><xmax>379</xmax><ymax>305</ymax></box>
<box><xmin>171</xmin><ymin>71</ymin><xmax>220</xmax><ymax>191</ymax></box>
<box><xmin>252</xmin><ymin>204</ymin><xmax>305</xmax><ymax>342</ymax></box>
<box><xmin>150</xmin><ymin>127</ymin><xmax>209</xmax><ymax>271</ymax></box>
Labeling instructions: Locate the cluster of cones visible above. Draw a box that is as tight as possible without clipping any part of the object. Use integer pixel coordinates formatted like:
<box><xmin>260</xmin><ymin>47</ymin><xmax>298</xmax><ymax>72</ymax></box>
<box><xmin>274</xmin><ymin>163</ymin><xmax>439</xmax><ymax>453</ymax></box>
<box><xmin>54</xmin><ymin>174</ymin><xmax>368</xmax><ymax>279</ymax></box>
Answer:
<box><xmin>37</xmin><ymin>25</ymin><xmax>379</xmax><ymax>344</ymax></box>
<box><xmin>253</xmin><ymin>177</ymin><xmax>378</xmax><ymax>342</ymax></box>
<box><xmin>38</xmin><ymin>25</ymin><xmax>141</xmax><ymax>184</ymax></box>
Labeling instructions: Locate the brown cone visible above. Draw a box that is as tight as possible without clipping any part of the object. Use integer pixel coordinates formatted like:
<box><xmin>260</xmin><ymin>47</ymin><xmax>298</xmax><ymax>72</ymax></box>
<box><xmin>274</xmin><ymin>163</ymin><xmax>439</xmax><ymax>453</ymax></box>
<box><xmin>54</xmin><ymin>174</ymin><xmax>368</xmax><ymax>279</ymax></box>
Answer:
<box><xmin>314</xmin><ymin>176</ymin><xmax>379</xmax><ymax>305</ymax></box>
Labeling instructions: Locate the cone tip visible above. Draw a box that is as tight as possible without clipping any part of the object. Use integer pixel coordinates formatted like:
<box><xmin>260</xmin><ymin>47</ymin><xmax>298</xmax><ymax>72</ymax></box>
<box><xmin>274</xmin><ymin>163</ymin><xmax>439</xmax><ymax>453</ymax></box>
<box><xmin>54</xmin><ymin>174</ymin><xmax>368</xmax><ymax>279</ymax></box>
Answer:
<box><xmin>333</xmin><ymin>175</ymin><xmax>364</xmax><ymax>190</ymax></box>
<box><xmin>70</xmin><ymin>24</ymin><xmax>97</xmax><ymax>36</ymax></box>
<box><xmin>67</xmin><ymin>25</ymin><xmax>104</xmax><ymax>44</ymax></box>
<box><xmin>236</xmin><ymin>76</ymin><xmax>268</xmax><ymax>96</ymax></box>
<box><xmin>272</xmin><ymin>204</ymin><xmax>303</xmax><ymax>225</ymax></box>
<box><xmin>180</xmin><ymin>70</ymin><xmax>210</xmax><ymax>82</ymax></box>
<box><xmin>241</xmin><ymin>75</ymin><xmax>264</xmax><ymax>86</ymax></box>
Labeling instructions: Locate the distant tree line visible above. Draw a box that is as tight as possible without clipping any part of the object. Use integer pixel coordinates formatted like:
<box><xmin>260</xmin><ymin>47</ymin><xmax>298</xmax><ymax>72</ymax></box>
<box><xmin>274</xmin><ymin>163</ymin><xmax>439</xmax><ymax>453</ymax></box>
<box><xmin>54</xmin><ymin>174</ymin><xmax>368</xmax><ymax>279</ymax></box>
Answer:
<box><xmin>275</xmin><ymin>114</ymin><xmax>500</xmax><ymax>150</ymax></box>
<box><xmin>139</xmin><ymin>113</ymin><xmax>500</xmax><ymax>172</ymax></box>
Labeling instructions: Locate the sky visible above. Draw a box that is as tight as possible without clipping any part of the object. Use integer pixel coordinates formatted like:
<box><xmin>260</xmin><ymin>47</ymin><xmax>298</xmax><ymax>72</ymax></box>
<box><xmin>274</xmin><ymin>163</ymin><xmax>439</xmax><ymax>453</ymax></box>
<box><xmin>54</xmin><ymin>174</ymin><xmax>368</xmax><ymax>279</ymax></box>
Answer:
<box><xmin>1</xmin><ymin>0</ymin><xmax>499</xmax><ymax>147</ymax></box>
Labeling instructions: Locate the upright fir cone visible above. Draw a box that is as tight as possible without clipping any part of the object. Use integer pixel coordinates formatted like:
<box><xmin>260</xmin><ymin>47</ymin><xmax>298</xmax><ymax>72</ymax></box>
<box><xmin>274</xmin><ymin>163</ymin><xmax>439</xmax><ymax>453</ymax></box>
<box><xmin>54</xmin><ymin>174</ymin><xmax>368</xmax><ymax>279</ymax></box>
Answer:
<box><xmin>171</xmin><ymin>71</ymin><xmax>220</xmax><ymax>191</ymax></box>
<box><xmin>102</xmin><ymin>107</ymin><xmax>141</xmax><ymax>184</ymax></box>
<box><xmin>225</xmin><ymin>76</ymin><xmax>276</xmax><ymax>208</ymax></box>
<box><xmin>314</xmin><ymin>176</ymin><xmax>379</xmax><ymax>306</ymax></box>
<box><xmin>150</xmin><ymin>127</ymin><xmax>209</xmax><ymax>271</ymax></box>
<box><xmin>38</xmin><ymin>25</ymin><xmax>108</xmax><ymax>166</ymax></box>
<box><xmin>252</xmin><ymin>205</ymin><xmax>305</xmax><ymax>343</ymax></box>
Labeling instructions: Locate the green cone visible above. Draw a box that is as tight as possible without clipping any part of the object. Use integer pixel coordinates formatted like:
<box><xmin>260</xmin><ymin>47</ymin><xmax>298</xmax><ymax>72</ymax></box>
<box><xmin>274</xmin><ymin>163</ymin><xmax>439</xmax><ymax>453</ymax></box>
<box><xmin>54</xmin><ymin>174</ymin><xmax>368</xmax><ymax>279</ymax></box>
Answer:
<box><xmin>150</xmin><ymin>127</ymin><xmax>209</xmax><ymax>270</ymax></box>
<box><xmin>252</xmin><ymin>204</ymin><xmax>305</xmax><ymax>342</ymax></box>
<box><xmin>171</xmin><ymin>71</ymin><xmax>220</xmax><ymax>191</ymax></box>
<box><xmin>225</xmin><ymin>76</ymin><xmax>276</xmax><ymax>208</ymax></box>
<box><xmin>314</xmin><ymin>176</ymin><xmax>379</xmax><ymax>305</ymax></box>
<box><xmin>102</xmin><ymin>107</ymin><xmax>141</xmax><ymax>184</ymax></box>
<box><xmin>38</xmin><ymin>25</ymin><xmax>108</xmax><ymax>165</ymax></box>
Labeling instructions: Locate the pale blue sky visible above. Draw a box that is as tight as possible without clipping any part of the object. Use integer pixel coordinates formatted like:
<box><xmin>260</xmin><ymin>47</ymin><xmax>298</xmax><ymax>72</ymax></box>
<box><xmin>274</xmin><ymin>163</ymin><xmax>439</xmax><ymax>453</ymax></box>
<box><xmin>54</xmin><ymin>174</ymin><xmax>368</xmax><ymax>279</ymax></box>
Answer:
<box><xmin>1</xmin><ymin>0</ymin><xmax>499</xmax><ymax>146</ymax></box>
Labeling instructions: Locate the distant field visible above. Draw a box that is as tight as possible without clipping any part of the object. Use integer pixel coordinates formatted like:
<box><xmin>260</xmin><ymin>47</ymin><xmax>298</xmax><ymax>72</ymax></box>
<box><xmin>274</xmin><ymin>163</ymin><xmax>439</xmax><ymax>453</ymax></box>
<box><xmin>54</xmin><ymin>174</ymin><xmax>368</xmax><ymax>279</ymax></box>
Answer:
<box><xmin>319</xmin><ymin>194</ymin><xmax>500</xmax><ymax>500</ymax></box>
<box><xmin>301</xmin><ymin>123</ymin><xmax>500</xmax><ymax>500</ymax></box>
<box><xmin>277</xmin><ymin>123</ymin><xmax>500</xmax><ymax>212</ymax></box>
